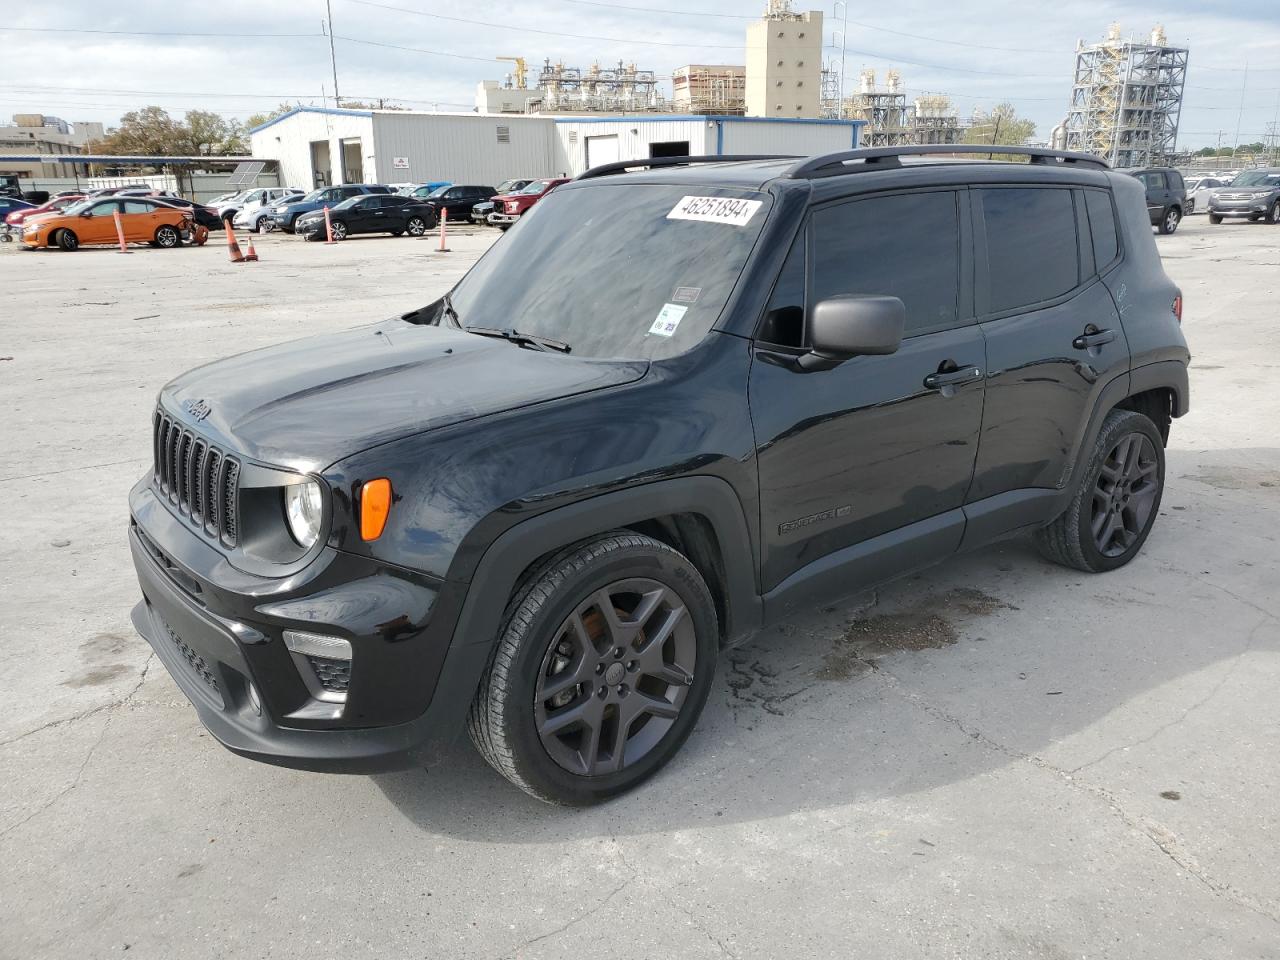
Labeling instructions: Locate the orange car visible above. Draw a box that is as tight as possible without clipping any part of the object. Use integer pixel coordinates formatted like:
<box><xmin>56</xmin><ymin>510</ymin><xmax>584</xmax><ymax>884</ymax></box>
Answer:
<box><xmin>22</xmin><ymin>196</ymin><xmax>192</xmax><ymax>251</ymax></box>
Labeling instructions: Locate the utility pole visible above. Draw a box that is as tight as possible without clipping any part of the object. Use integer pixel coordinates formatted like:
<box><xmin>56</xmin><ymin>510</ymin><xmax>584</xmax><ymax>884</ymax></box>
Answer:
<box><xmin>325</xmin><ymin>0</ymin><xmax>341</xmax><ymax>107</ymax></box>
<box><xmin>1232</xmin><ymin>59</ymin><xmax>1247</xmax><ymax>159</ymax></box>
<box><xmin>833</xmin><ymin>1</ymin><xmax>848</xmax><ymax>113</ymax></box>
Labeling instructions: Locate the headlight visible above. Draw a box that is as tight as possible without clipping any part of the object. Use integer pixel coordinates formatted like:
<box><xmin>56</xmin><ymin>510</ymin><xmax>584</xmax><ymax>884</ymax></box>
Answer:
<box><xmin>283</xmin><ymin>480</ymin><xmax>323</xmax><ymax>548</ymax></box>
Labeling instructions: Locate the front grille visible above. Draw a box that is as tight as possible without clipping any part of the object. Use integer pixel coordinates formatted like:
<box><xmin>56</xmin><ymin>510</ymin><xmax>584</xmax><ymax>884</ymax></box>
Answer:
<box><xmin>153</xmin><ymin>410</ymin><xmax>240</xmax><ymax>546</ymax></box>
<box><xmin>1215</xmin><ymin>193</ymin><xmax>1255</xmax><ymax>202</ymax></box>
<box><xmin>162</xmin><ymin>620</ymin><xmax>219</xmax><ymax>693</ymax></box>
<box><xmin>306</xmin><ymin>655</ymin><xmax>351</xmax><ymax>694</ymax></box>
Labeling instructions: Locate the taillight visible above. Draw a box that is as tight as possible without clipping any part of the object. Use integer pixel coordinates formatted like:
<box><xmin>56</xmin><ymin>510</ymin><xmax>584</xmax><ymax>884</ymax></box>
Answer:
<box><xmin>1173</xmin><ymin>294</ymin><xmax>1183</xmax><ymax>323</ymax></box>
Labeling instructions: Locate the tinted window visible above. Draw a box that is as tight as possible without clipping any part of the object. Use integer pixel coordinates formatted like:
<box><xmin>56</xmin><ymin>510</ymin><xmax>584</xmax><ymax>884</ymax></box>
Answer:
<box><xmin>981</xmin><ymin>188</ymin><xmax>1078</xmax><ymax>313</ymax></box>
<box><xmin>1084</xmin><ymin>190</ymin><xmax>1119</xmax><ymax>270</ymax></box>
<box><xmin>1136</xmin><ymin>171</ymin><xmax>1166</xmax><ymax>191</ymax></box>
<box><xmin>812</xmin><ymin>191</ymin><xmax>960</xmax><ymax>335</ymax></box>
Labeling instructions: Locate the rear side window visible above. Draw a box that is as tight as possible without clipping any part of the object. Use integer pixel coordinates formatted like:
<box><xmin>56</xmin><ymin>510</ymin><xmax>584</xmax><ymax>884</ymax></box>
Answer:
<box><xmin>812</xmin><ymin>191</ymin><xmax>960</xmax><ymax>336</ymax></box>
<box><xmin>123</xmin><ymin>200</ymin><xmax>153</xmax><ymax>214</ymax></box>
<box><xmin>980</xmin><ymin>187</ymin><xmax>1079</xmax><ymax>313</ymax></box>
<box><xmin>1084</xmin><ymin>190</ymin><xmax>1119</xmax><ymax>270</ymax></box>
<box><xmin>1136</xmin><ymin>171</ymin><xmax>1166</xmax><ymax>191</ymax></box>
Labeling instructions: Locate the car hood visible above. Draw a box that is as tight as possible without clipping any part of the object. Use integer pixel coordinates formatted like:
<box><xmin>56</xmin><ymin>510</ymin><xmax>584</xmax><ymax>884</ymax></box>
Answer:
<box><xmin>159</xmin><ymin>318</ymin><xmax>649</xmax><ymax>473</ymax></box>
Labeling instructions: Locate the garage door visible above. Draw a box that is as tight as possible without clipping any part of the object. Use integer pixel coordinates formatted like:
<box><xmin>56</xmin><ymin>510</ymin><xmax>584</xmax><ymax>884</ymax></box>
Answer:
<box><xmin>585</xmin><ymin>134</ymin><xmax>621</xmax><ymax>170</ymax></box>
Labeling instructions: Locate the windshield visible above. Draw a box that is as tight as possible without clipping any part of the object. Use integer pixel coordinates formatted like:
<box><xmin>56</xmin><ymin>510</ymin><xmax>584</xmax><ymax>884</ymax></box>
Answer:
<box><xmin>332</xmin><ymin>195</ymin><xmax>366</xmax><ymax>210</ymax></box>
<box><xmin>61</xmin><ymin>198</ymin><xmax>94</xmax><ymax>215</ymax></box>
<box><xmin>449</xmin><ymin>183</ymin><xmax>771</xmax><ymax>361</ymax></box>
<box><xmin>297</xmin><ymin>189</ymin><xmax>328</xmax><ymax>203</ymax></box>
<box><xmin>519</xmin><ymin>180</ymin><xmax>552</xmax><ymax>195</ymax></box>
<box><xmin>1230</xmin><ymin>170</ymin><xmax>1280</xmax><ymax>187</ymax></box>
<box><xmin>425</xmin><ymin>185</ymin><xmax>451</xmax><ymax>198</ymax></box>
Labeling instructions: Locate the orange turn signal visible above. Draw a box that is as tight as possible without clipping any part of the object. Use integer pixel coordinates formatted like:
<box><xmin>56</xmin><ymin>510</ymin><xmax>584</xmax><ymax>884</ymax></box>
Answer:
<box><xmin>360</xmin><ymin>478</ymin><xmax>392</xmax><ymax>541</ymax></box>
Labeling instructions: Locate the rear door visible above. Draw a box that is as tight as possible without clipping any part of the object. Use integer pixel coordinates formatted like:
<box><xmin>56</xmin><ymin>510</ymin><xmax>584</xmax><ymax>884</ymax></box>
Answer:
<box><xmin>750</xmin><ymin>188</ymin><xmax>984</xmax><ymax>595</ymax></box>
<box><xmin>968</xmin><ymin>185</ymin><xmax>1129</xmax><ymax>504</ymax></box>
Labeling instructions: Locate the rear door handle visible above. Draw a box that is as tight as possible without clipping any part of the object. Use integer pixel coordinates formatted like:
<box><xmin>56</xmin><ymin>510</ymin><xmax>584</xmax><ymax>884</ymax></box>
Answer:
<box><xmin>923</xmin><ymin>365</ymin><xmax>983</xmax><ymax>390</ymax></box>
<box><xmin>1073</xmin><ymin>329</ymin><xmax>1117</xmax><ymax>350</ymax></box>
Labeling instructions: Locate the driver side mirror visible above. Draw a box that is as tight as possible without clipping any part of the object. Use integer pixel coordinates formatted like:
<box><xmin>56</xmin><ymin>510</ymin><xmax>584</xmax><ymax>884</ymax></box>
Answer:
<box><xmin>80</xmin><ymin>210</ymin><xmax>93</xmax><ymax>218</ymax></box>
<box><xmin>799</xmin><ymin>295</ymin><xmax>905</xmax><ymax>371</ymax></box>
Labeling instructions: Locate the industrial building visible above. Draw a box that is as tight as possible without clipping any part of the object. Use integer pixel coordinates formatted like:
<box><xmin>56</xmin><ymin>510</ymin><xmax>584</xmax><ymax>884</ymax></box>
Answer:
<box><xmin>745</xmin><ymin>1</ymin><xmax>824</xmax><ymax>119</ymax></box>
<box><xmin>842</xmin><ymin>72</ymin><xmax>962</xmax><ymax>146</ymax></box>
<box><xmin>1063</xmin><ymin>23</ymin><xmax>1188</xmax><ymax>166</ymax></box>
<box><xmin>249</xmin><ymin>107</ymin><xmax>862</xmax><ymax>185</ymax></box>
<box><xmin>672</xmin><ymin>65</ymin><xmax>747</xmax><ymax>115</ymax></box>
<box><xmin>0</xmin><ymin>113</ymin><xmax>105</xmax><ymax>177</ymax></box>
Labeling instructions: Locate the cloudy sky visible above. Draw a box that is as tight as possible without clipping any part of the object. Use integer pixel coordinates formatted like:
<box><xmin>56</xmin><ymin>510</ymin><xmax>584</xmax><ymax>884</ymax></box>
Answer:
<box><xmin>3</xmin><ymin>0</ymin><xmax>1278</xmax><ymax>148</ymax></box>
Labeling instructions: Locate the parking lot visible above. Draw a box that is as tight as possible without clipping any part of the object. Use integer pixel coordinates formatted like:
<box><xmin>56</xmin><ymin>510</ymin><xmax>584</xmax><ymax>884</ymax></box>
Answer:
<box><xmin>1</xmin><ymin>218</ymin><xmax>1277</xmax><ymax>958</ymax></box>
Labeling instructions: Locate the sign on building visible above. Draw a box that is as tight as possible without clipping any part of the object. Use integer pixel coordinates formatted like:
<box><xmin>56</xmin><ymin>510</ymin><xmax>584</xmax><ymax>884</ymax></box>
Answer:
<box><xmin>392</xmin><ymin>157</ymin><xmax>410</xmax><ymax>170</ymax></box>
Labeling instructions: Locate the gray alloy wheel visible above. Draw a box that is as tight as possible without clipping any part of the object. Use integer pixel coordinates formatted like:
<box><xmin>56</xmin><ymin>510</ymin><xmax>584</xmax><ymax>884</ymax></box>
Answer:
<box><xmin>1035</xmin><ymin>409</ymin><xmax>1165</xmax><ymax>572</ymax></box>
<box><xmin>330</xmin><ymin>220</ymin><xmax>347</xmax><ymax>240</ymax></box>
<box><xmin>468</xmin><ymin>532</ymin><xmax>718</xmax><ymax>805</ymax></box>
<box><xmin>260</xmin><ymin>217</ymin><xmax>276</xmax><ymax>233</ymax></box>
<box><xmin>406</xmin><ymin>216</ymin><xmax>427</xmax><ymax>236</ymax></box>
<box><xmin>1159</xmin><ymin>207</ymin><xmax>1180</xmax><ymax>234</ymax></box>
<box><xmin>154</xmin><ymin>225</ymin><xmax>180</xmax><ymax>248</ymax></box>
<box><xmin>1269</xmin><ymin>201</ymin><xmax>1280</xmax><ymax>225</ymax></box>
<box><xmin>56</xmin><ymin>229</ymin><xmax>79</xmax><ymax>251</ymax></box>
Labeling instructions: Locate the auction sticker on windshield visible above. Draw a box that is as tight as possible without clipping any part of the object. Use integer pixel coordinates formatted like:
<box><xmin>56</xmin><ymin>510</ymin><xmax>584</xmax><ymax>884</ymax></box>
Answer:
<box><xmin>649</xmin><ymin>303</ymin><xmax>687</xmax><ymax>337</ymax></box>
<box><xmin>667</xmin><ymin>196</ymin><xmax>762</xmax><ymax>226</ymax></box>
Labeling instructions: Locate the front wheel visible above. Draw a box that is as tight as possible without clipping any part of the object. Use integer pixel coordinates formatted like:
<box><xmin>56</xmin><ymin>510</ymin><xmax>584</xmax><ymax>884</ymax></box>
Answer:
<box><xmin>1267</xmin><ymin>201</ymin><xmax>1280</xmax><ymax>225</ymax></box>
<box><xmin>1184</xmin><ymin>198</ymin><xmax>1195</xmax><ymax>215</ymax></box>
<box><xmin>1158</xmin><ymin>207</ymin><xmax>1181</xmax><ymax>234</ymax></box>
<box><xmin>330</xmin><ymin>220</ymin><xmax>347</xmax><ymax>241</ymax></box>
<box><xmin>468</xmin><ymin>532</ymin><xmax>719</xmax><ymax>805</ymax></box>
<box><xmin>154</xmin><ymin>225</ymin><xmax>181</xmax><ymax>248</ymax></box>
<box><xmin>56</xmin><ymin>229</ymin><xmax>79</xmax><ymax>251</ymax></box>
<box><xmin>1209</xmin><ymin>213</ymin><xmax>1223</xmax><ymax>224</ymax></box>
<box><xmin>1034</xmin><ymin>409</ymin><xmax>1165</xmax><ymax>573</ymax></box>
<box><xmin>406</xmin><ymin>216</ymin><xmax>428</xmax><ymax>237</ymax></box>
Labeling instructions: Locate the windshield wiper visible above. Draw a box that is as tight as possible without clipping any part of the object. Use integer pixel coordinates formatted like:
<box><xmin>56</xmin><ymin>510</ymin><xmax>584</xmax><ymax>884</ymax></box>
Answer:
<box><xmin>466</xmin><ymin>326</ymin><xmax>572</xmax><ymax>354</ymax></box>
<box><xmin>439</xmin><ymin>292</ymin><xmax>462</xmax><ymax>328</ymax></box>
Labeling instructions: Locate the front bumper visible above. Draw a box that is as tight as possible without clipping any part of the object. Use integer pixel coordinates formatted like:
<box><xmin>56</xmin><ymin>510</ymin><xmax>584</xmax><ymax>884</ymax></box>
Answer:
<box><xmin>488</xmin><ymin>212</ymin><xmax>519</xmax><ymax>225</ymax></box>
<box><xmin>1209</xmin><ymin>198</ymin><xmax>1273</xmax><ymax>217</ymax></box>
<box><xmin>128</xmin><ymin>478</ymin><xmax>484</xmax><ymax>773</ymax></box>
<box><xmin>295</xmin><ymin>218</ymin><xmax>324</xmax><ymax>237</ymax></box>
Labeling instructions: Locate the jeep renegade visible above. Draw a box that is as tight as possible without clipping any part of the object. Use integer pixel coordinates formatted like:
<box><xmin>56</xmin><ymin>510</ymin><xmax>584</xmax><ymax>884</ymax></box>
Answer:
<box><xmin>129</xmin><ymin>146</ymin><xmax>1190</xmax><ymax>804</ymax></box>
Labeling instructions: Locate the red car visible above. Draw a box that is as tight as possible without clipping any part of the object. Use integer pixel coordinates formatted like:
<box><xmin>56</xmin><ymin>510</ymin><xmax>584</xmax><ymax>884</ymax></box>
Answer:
<box><xmin>487</xmin><ymin>178</ymin><xmax>570</xmax><ymax>230</ymax></box>
<box><xmin>5</xmin><ymin>194</ymin><xmax>85</xmax><ymax>229</ymax></box>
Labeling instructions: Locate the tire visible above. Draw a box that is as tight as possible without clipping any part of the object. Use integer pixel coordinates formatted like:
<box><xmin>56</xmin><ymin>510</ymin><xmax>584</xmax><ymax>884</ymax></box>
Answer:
<box><xmin>1034</xmin><ymin>409</ymin><xmax>1165</xmax><ymax>573</ymax></box>
<box><xmin>154</xmin><ymin>225</ymin><xmax>181</xmax><ymax>248</ymax></box>
<box><xmin>261</xmin><ymin>218</ymin><xmax>276</xmax><ymax>233</ymax></box>
<box><xmin>1184</xmin><ymin>198</ymin><xmax>1194</xmax><ymax>215</ymax></box>
<box><xmin>330</xmin><ymin>220</ymin><xmax>347</xmax><ymax>241</ymax></box>
<box><xmin>56</xmin><ymin>229</ymin><xmax>79</xmax><ymax>252</ymax></box>
<box><xmin>468</xmin><ymin>532</ymin><xmax>719</xmax><ymax>805</ymax></box>
<box><xmin>406</xmin><ymin>216</ymin><xmax>428</xmax><ymax>237</ymax></box>
<box><xmin>1158</xmin><ymin>207</ymin><xmax>1181</xmax><ymax>234</ymax></box>
<box><xmin>1268</xmin><ymin>202</ymin><xmax>1280</xmax><ymax>225</ymax></box>
<box><xmin>1209</xmin><ymin>214</ymin><xmax>1223</xmax><ymax>224</ymax></box>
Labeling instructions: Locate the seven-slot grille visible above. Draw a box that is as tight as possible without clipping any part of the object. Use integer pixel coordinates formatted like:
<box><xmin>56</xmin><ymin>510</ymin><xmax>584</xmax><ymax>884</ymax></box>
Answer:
<box><xmin>153</xmin><ymin>410</ymin><xmax>240</xmax><ymax>546</ymax></box>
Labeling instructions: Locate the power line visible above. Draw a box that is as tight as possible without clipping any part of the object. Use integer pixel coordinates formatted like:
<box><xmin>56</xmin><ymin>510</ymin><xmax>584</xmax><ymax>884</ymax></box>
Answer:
<box><xmin>0</xmin><ymin>26</ymin><xmax>324</xmax><ymax>39</ymax></box>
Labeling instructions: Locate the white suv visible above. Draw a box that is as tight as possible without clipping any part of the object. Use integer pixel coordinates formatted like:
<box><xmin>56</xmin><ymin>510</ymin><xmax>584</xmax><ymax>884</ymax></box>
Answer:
<box><xmin>225</xmin><ymin>188</ymin><xmax>304</xmax><ymax>232</ymax></box>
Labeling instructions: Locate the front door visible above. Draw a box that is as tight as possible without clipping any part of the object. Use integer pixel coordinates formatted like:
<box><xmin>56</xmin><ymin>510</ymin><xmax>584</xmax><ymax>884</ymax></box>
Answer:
<box><xmin>750</xmin><ymin>189</ymin><xmax>985</xmax><ymax>597</ymax></box>
<box><xmin>79</xmin><ymin>199</ymin><xmax>121</xmax><ymax>244</ymax></box>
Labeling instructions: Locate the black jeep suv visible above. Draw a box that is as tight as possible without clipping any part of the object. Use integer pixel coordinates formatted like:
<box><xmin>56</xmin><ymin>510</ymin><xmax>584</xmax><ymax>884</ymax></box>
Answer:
<box><xmin>128</xmin><ymin>146</ymin><xmax>1190</xmax><ymax>804</ymax></box>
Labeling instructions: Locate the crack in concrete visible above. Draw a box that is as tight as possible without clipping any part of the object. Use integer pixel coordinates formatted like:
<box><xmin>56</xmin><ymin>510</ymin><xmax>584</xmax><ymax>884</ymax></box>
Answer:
<box><xmin>508</xmin><ymin>870</ymin><xmax>635</xmax><ymax>957</ymax></box>
<box><xmin>1071</xmin><ymin>617</ymin><xmax>1266</xmax><ymax>775</ymax></box>
<box><xmin>614</xmin><ymin>846</ymin><xmax>740</xmax><ymax>959</ymax></box>
<box><xmin>0</xmin><ymin>652</ymin><xmax>155</xmax><ymax>751</ymax></box>
<box><xmin>861</xmin><ymin>656</ymin><xmax>1280</xmax><ymax>928</ymax></box>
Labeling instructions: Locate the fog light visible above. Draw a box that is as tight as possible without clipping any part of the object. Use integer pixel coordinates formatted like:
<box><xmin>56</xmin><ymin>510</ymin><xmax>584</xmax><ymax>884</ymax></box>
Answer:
<box><xmin>283</xmin><ymin>630</ymin><xmax>351</xmax><ymax>704</ymax></box>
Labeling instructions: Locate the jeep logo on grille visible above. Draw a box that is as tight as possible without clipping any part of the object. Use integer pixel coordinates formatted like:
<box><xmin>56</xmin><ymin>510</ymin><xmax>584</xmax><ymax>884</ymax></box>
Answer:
<box><xmin>182</xmin><ymin>398</ymin><xmax>212</xmax><ymax>422</ymax></box>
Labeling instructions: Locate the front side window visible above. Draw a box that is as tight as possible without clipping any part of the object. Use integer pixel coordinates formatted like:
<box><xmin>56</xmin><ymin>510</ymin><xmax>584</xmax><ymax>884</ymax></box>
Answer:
<box><xmin>812</xmin><ymin>191</ymin><xmax>961</xmax><ymax>336</ymax></box>
<box><xmin>87</xmin><ymin>200</ymin><xmax>119</xmax><ymax>216</ymax></box>
<box><xmin>980</xmin><ymin>187</ymin><xmax>1079</xmax><ymax>314</ymax></box>
<box><xmin>449</xmin><ymin>184</ymin><xmax>771</xmax><ymax>361</ymax></box>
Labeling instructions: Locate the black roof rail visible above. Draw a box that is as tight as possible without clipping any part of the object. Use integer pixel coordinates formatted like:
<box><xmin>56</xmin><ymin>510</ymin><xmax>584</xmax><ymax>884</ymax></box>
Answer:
<box><xmin>575</xmin><ymin>154</ymin><xmax>799</xmax><ymax>181</ymax></box>
<box><xmin>785</xmin><ymin>145</ymin><xmax>1109</xmax><ymax>179</ymax></box>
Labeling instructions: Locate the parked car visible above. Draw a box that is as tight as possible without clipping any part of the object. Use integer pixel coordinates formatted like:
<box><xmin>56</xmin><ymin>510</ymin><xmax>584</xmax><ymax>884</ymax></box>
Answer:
<box><xmin>295</xmin><ymin>194</ymin><xmax>438</xmax><ymax>241</ymax></box>
<box><xmin>1121</xmin><ymin>167</ymin><xmax>1185</xmax><ymax>234</ymax></box>
<box><xmin>267</xmin><ymin>184</ymin><xmax>392</xmax><ymax>233</ymax></box>
<box><xmin>488</xmin><ymin>177</ymin><xmax>571</xmax><ymax>229</ymax></box>
<box><xmin>23</xmin><ymin>195</ymin><xmax>192</xmax><ymax>251</ymax></box>
<box><xmin>1181</xmin><ymin>175</ymin><xmax>1223</xmax><ymax>214</ymax></box>
<box><xmin>222</xmin><ymin>187</ymin><xmax>305</xmax><ymax>229</ymax></box>
<box><xmin>126</xmin><ymin>146</ymin><xmax>1189</xmax><ymax>804</ymax></box>
<box><xmin>1207</xmin><ymin>168</ymin><xmax>1280</xmax><ymax>225</ymax></box>
<box><xmin>0</xmin><ymin>197</ymin><xmax>38</xmax><ymax>241</ymax></box>
<box><xmin>415</xmin><ymin>184</ymin><xmax>496</xmax><ymax>223</ymax></box>
<box><xmin>85</xmin><ymin>185</ymin><xmax>154</xmax><ymax>197</ymax></box>
<box><xmin>472</xmin><ymin>179</ymin><xmax>537</xmax><ymax>223</ymax></box>
<box><xmin>154</xmin><ymin>196</ymin><xmax>224</xmax><ymax>232</ymax></box>
<box><xmin>2</xmin><ymin>195</ymin><xmax>83</xmax><ymax>241</ymax></box>
<box><xmin>404</xmin><ymin>181</ymin><xmax>452</xmax><ymax>199</ymax></box>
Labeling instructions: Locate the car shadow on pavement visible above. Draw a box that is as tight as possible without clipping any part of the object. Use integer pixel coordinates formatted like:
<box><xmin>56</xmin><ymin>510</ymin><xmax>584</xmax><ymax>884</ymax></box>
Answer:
<box><xmin>372</xmin><ymin>466</ymin><xmax>1280</xmax><ymax>839</ymax></box>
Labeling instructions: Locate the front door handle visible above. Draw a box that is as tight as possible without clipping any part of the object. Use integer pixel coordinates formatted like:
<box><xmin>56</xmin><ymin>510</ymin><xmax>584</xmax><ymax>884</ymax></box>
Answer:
<box><xmin>1073</xmin><ymin>328</ymin><xmax>1117</xmax><ymax>350</ymax></box>
<box><xmin>923</xmin><ymin>365</ymin><xmax>983</xmax><ymax>390</ymax></box>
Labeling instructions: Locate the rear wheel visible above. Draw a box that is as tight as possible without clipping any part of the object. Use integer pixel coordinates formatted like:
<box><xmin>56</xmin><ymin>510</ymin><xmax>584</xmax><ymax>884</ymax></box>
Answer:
<box><xmin>56</xmin><ymin>229</ymin><xmax>79</xmax><ymax>251</ymax></box>
<box><xmin>1158</xmin><ymin>207</ymin><xmax>1181</xmax><ymax>234</ymax></box>
<box><xmin>1268</xmin><ymin>201</ymin><xmax>1280</xmax><ymax>225</ymax></box>
<box><xmin>468</xmin><ymin>532</ymin><xmax>719</xmax><ymax>805</ymax></box>
<box><xmin>406</xmin><ymin>216</ymin><xmax>428</xmax><ymax>236</ymax></box>
<box><xmin>1035</xmin><ymin>409</ymin><xmax>1165</xmax><ymax>573</ymax></box>
<box><xmin>1209</xmin><ymin>214</ymin><xmax>1223</xmax><ymax>224</ymax></box>
<box><xmin>154</xmin><ymin>225</ymin><xmax>180</xmax><ymax>248</ymax></box>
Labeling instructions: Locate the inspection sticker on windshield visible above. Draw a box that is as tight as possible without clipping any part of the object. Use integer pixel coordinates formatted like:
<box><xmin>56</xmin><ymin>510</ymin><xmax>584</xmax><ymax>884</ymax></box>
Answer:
<box><xmin>648</xmin><ymin>303</ymin><xmax>687</xmax><ymax>337</ymax></box>
<box><xmin>667</xmin><ymin>196</ymin><xmax>762</xmax><ymax>226</ymax></box>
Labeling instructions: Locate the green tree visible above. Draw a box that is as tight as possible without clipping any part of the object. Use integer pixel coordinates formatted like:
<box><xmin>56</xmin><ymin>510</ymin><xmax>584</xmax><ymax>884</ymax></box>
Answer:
<box><xmin>962</xmin><ymin>102</ymin><xmax>1037</xmax><ymax>147</ymax></box>
<box><xmin>244</xmin><ymin>102</ymin><xmax>297</xmax><ymax>131</ymax></box>
<box><xmin>89</xmin><ymin>106</ymin><xmax>248</xmax><ymax>156</ymax></box>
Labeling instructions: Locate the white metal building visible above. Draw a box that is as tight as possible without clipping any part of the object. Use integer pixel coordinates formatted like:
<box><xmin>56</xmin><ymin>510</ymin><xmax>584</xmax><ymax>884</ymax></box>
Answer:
<box><xmin>249</xmin><ymin>107</ymin><xmax>862</xmax><ymax>187</ymax></box>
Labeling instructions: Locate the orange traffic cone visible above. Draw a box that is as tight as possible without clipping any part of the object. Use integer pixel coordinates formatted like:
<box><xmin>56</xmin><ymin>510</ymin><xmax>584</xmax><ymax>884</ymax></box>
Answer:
<box><xmin>226</xmin><ymin>223</ymin><xmax>245</xmax><ymax>263</ymax></box>
<box><xmin>243</xmin><ymin>234</ymin><xmax>259</xmax><ymax>262</ymax></box>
